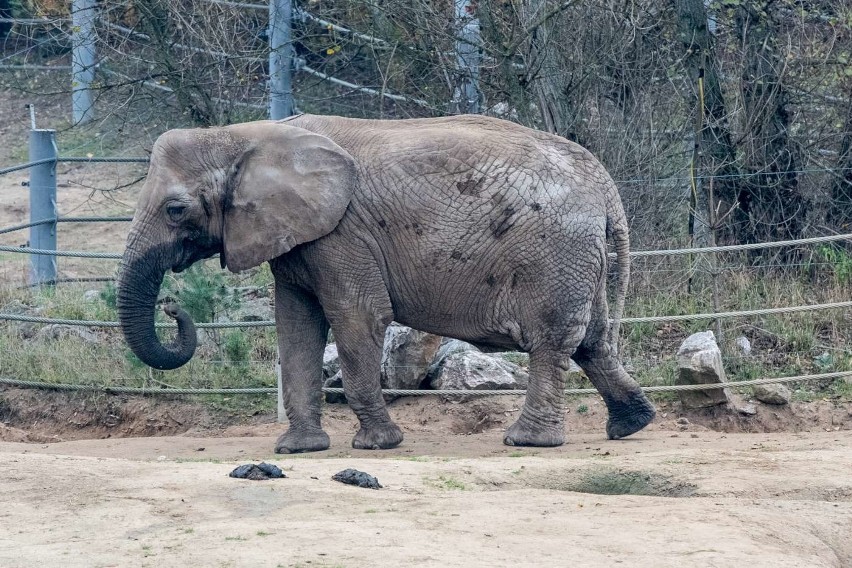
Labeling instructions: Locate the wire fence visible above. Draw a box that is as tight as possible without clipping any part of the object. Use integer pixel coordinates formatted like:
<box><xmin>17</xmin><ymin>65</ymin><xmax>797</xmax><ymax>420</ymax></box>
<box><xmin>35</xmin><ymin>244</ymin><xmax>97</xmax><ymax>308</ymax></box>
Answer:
<box><xmin>0</xmin><ymin>94</ymin><xmax>850</xmax><ymax>398</ymax></box>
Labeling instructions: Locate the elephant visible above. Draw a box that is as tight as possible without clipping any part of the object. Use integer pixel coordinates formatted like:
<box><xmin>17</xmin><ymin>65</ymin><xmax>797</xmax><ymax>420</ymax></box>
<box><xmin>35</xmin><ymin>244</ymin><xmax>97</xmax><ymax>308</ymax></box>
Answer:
<box><xmin>116</xmin><ymin>114</ymin><xmax>656</xmax><ymax>453</ymax></box>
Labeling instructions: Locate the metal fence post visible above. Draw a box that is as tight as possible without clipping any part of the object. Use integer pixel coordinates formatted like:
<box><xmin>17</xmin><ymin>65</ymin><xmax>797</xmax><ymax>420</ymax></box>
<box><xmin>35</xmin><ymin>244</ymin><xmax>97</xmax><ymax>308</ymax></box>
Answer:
<box><xmin>276</xmin><ymin>350</ymin><xmax>286</xmax><ymax>423</ymax></box>
<box><xmin>451</xmin><ymin>0</ymin><xmax>481</xmax><ymax>114</ymax></box>
<box><xmin>71</xmin><ymin>0</ymin><xmax>97</xmax><ymax>124</ymax></box>
<box><xmin>269</xmin><ymin>0</ymin><xmax>294</xmax><ymax>119</ymax></box>
<box><xmin>28</xmin><ymin>129</ymin><xmax>58</xmax><ymax>286</ymax></box>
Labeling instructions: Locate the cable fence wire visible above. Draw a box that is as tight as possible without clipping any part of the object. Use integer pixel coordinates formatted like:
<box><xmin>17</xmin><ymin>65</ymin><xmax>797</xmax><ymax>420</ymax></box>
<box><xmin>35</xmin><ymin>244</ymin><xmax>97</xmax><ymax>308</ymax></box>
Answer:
<box><xmin>1</xmin><ymin>371</ymin><xmax>849</xmax><ymax>397</ymax></box>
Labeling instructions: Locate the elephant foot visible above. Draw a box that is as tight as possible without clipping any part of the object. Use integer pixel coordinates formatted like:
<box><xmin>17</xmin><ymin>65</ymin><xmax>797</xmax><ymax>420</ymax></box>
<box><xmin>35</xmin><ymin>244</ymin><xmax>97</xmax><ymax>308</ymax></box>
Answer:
<box><xmin>352</xmin><ymin>422</ymin><xmax>404</xmax><ymax>450</ymax></box>
<box><xmin>503</xmin><ymin>416</ymin><xmax>565</xmax><ymax>447</ymax></box>
<box><xmin>605</xmin><ymin>390</ymin><xmax>656</xmax><ymax>440</ymax></box>
<box><xmin>274</xmin><ymin>428</ymin><xmax>330</xmax><ymax>454</ymax></box>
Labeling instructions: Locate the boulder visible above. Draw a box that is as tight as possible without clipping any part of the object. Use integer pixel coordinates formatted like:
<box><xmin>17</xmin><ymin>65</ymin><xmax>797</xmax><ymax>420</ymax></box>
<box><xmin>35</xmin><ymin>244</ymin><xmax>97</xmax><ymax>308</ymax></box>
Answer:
<box><xmin>430</xmin><ymin>350</ymin><xmax>529</xmax><ymax>398</ymax></box>
<box><xmin>676</xmin><ymin>331</ymin><xmax>730</xmax><ymax>408</ymax></box>
<box><xmin>323</xmin><ymin>324</ymin><xmax>442</xmax><ymax>403</ymax></box>
<box><xmin>381</xmin><ymin>324</ymin><xmax>443</xmax><ymax>397</ymax></box>
<box><xmin>230</xmin><ymin>295</ymin><xmax>273</xmax><ymax>322</ymax></box>
<box><xmin>426</xmin><ymin>338</ymin><xmax>479</xmax><ymax>382</ymax></box>
<box><xmin>752</xmin><ymin>383</ymin><xmax>791</xmax><ymax>405</ymax></box>
<box><xmin>36</xmin><ymin>324</ymin><xmax>100</xmax><ymax>344</ymax></box>
<box><xmin>322</xmin><ymin>344</ymin><xmax>339</xmax><ymax>379</ymax></box>
<box><xmin>323</xmin><ymin>371</ymin><xmax>347</xmax><ymax>404</ymax></box>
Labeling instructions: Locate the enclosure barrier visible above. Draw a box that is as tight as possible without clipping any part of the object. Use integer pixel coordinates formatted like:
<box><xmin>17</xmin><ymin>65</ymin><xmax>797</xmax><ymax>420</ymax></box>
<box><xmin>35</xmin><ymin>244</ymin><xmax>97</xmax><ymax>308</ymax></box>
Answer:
<box><xmin>0</xmin><ymin>133</ymin><xmax>851</xmax><ymax>399</ymax></box>
<box><xmin>1</xmin><ymin>371</ymin><xmax>850</xmax><ymax>397</ymax></box>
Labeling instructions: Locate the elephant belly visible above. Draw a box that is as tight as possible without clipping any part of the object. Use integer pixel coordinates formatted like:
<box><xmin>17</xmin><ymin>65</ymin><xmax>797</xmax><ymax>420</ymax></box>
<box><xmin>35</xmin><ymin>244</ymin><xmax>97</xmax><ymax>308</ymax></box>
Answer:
<box><xmin>382</xmin><ymin>230</ymin><xmax>602</xmax><ymax>353</ymax></box>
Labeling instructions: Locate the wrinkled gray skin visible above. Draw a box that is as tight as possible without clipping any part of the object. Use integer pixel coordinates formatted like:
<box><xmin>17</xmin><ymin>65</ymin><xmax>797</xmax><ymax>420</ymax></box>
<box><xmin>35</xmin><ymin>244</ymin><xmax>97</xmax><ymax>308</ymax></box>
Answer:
<box><xmin>116</xmin><ymin>114</ymin><xmax>655</xmax><ymax>452</ymax></box>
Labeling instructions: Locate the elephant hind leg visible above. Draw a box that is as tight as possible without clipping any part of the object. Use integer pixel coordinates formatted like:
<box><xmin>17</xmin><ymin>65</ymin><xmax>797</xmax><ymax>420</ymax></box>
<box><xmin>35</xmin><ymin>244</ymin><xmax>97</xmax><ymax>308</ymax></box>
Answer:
<box><xmin>573</xmin><ymin>289</ymin><xmax>655</xmax><ymax>440</ymax></box>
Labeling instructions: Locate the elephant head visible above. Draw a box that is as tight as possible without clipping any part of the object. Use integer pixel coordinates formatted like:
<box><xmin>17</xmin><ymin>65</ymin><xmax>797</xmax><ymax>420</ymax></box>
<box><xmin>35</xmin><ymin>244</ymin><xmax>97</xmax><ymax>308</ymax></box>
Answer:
<box><xmin>117</xmin><ymin>121</ymin><xmax>356</xmax><ymax>370</ymax></box>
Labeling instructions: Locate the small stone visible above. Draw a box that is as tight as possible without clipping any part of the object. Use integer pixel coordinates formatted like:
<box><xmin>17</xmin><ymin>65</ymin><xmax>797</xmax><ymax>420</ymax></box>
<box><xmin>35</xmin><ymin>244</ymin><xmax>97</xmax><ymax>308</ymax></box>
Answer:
<box><xmin>753</xmin><ymin>383</ymin><xmax>791</xmax><ymax>405</ymax></box>
<box><xmin>83</xmin><ymin>289</ymin><xmax>100</xmax><ymax>302</ymax></box>
<box><xmin>734</xmin><ymin>336</ymin><xmax>752</xmax><ymax>356</ymax></box>
<box><xmin>676</xmin><ymin>417</ymin><xmax>689</xmax><ymax>425</ymax></box>
<box><xmin>737</xmin><ymin>403</ymin><xmax>757</xmax><ymax>416</ymax></box>
<box><xmin>157</xmin><ymin>455</ymin><xmax>167</xmax><ymax>462</ymax></box>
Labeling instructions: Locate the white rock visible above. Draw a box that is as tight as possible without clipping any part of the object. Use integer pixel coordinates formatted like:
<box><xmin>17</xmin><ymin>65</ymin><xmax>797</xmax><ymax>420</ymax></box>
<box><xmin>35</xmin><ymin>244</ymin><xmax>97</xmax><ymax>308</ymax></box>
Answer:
<box><xmin>676</xmin><ymin>331</ymin><xmax>730</xmax><ymax>408</ymax></box>
<box><xmin>430</xmin><ymin>350</ymin><xmax>529</xmax><ymax>396</ymax></box>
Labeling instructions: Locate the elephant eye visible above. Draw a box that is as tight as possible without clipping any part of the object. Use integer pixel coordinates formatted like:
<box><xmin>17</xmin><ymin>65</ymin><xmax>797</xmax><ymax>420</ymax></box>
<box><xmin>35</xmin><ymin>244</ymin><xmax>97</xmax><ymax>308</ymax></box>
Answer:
<box><xmin>166</xmin><ymin>204</ymin><xmax>187</xmax><ymax>221</ymax></box>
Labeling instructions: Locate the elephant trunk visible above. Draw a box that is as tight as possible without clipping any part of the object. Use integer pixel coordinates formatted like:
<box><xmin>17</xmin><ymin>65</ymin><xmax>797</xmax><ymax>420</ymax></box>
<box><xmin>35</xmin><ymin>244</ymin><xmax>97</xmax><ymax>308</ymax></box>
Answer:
<box><xmin>116</xmin><ymin>245</ymin><xmax>197</xmax><ymax>370</ymax></box>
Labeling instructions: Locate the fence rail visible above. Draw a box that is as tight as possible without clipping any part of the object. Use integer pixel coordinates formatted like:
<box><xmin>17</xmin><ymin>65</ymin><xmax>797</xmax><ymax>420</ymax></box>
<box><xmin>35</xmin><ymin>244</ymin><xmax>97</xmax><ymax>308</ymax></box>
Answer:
<box><xmin>1</xmin><ymin>371</ymin><xmax>850</xmax><ymax>397</ymax></box>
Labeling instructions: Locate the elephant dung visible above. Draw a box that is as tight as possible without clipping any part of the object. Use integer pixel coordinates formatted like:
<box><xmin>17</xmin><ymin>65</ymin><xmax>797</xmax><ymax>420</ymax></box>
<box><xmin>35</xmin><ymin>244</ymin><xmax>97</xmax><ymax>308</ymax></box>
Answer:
<box><xmin>430</xmin><ymin>350</ymin><xmax>529</xmax><ymax>400</ymax></box>
<box><xmin>752</xmin><ymin>383</ymin><xmax>791</xmax><ymax>405</ymax></box>
<box><xmin>675</xmin><ymin>331</ymin><xmax>731</xmax><ymax>409</ymax></box>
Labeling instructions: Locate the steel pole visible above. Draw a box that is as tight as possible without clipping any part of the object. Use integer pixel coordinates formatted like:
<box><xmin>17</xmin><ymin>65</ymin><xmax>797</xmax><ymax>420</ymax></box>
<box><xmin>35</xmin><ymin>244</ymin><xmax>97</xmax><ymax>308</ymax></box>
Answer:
<box><xmin>28</xmin><ymin>129</ymin><xmax>58</xmax><ymax>286</ymax></box>
<box><xmin>71</xmin><ymin>0</ymin><xmax>97</xmax><ymax>124</ymax></box>
<box><xmin>269</xmin><ymin>0</ymin><xmax>294</xmax><ymax>119</ymax></box>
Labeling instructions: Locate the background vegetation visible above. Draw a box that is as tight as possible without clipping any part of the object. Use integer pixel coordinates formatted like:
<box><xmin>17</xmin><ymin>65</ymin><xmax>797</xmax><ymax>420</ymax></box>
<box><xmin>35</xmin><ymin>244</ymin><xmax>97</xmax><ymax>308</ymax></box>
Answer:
<box><xmin>0</xmin><ymin>0</ymin><xmax>849</xmax><ymax>405</ymax></box>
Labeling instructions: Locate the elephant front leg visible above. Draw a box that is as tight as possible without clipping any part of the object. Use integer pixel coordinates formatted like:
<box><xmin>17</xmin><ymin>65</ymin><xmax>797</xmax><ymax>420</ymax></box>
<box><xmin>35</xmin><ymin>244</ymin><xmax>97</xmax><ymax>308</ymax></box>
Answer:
<box><xmin>330</xmin><ymin>313</ymin><xmax>403</xmax><ymax>450</ymax></box>
<box><xmin>273</xmin><ymin>282</ymin><xmax>331</xmax><ymax>454</ymax></box>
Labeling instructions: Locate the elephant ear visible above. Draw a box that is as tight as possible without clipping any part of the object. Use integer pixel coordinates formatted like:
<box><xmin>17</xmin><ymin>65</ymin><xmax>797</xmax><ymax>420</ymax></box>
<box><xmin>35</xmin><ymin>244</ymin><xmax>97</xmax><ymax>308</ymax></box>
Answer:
<box><xmin>221</xmin><ymin>123</ymin><xmax>356</xmax><ymax>272</ymax></box>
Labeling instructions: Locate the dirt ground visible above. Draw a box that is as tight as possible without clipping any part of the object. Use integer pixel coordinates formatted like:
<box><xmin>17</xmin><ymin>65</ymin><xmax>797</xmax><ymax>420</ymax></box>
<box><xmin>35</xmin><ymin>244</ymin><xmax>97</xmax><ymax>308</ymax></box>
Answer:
<box><xmin>1</xmin><ymin>393</ymin><xmax>851</xmax><ymax>568</ymax></box>
<box><xmin>2</xmin><ymin>85</ymin><xmax>852</xmax><ymax>568</ymax></box>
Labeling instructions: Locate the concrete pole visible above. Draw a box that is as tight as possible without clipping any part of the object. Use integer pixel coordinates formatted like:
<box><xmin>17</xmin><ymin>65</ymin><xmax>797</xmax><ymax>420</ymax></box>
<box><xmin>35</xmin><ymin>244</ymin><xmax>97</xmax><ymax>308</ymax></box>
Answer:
<box><xmin>269</xmin><ymin>0</ymin><xmax>294</xmax><ymax>119</ymax></box>
<box><xmin>28</xmin><ymin>129</ymin><xmax>58</xmax><ymax>286</ymax></box>
<box><xmin>451</xmin><ymin>0</ymin><xmax>481</xmax><ymax>114</ymax></box>
<box><xmin>71</xmin><ymin>0</ymin><xmax>97</xmax><ymax>124</ymax></box>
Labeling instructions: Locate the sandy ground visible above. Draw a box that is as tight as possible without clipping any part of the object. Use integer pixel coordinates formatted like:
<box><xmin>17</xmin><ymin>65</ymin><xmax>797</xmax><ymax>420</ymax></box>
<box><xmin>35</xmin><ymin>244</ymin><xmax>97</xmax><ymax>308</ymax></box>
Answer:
<box><xmin>1</xmin><ymin>420</ymin><xmax>851</xmax><ymax>568</ymax></box>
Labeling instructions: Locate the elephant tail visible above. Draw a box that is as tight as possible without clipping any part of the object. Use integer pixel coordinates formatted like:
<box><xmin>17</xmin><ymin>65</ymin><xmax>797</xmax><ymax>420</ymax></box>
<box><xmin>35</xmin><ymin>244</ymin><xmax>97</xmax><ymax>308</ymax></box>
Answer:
<box><xmin>606</xmin><ymin>199</ymin><xmax>631</xmax><ymax>357</ymax></box>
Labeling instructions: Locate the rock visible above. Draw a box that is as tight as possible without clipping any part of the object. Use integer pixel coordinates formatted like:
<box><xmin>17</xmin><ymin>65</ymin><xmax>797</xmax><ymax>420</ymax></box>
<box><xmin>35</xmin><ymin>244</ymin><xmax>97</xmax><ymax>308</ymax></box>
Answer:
<box><xmin>753</xmin><ymin>383</ymin><xmax>791</xmax><ymax>405</ymax></box>
<box><xmin>430</xmin><ymin>350</ymin><xmax>529</xmax><ymax>398</ymax></box>
<box><xmin>380</xmin><ymin>325</ymin><xmax>443</xmax><ymax>400</ymax></box>
<box><xmin>322</xmin><ymin>344</ymin><xmax>339</xmax><ymax>379</ymax></box>
<box><xmin>36</xmin><ymin>324</ymin><xmax>100</xmax><ymax>344</ymax></box>
<box><xmin>675</xmin><ymin>331</ymin><xmax>730</xmax><ymax>409</ymax></box>
<box><xmin>323</xmin><ymin>371</ymin><xmax>347</xmax><ymax>404</ymax></box>
<box><xmin>737</xmin><ymin>402</ymin><xmax>757</xmax><ymax>415</ymax></box>
<box><xmin>230</xmin><ymin>296</ymin><xmax>273</xmax><ymax>322</ymax></box>
<box><xmin>426</xmin><ymin>338</ymin><xmax>479</xmax><ymax>382</ymax></box>
<box><xmin>83</xmin><ymin>289</ymin><xmax>100</xmax><ymax>302</ymax></box>
<box><xmin>734</xmin><ymin>336</ymin><xmax>752</xmax><ymax>356</ymax></box>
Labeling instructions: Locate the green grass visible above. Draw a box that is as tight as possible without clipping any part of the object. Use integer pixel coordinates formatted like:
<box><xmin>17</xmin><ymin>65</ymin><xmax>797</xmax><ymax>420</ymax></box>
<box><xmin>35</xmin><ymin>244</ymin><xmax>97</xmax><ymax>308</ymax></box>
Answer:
<box><xmin>427</xmin><ymin>475</ymin><xmax>468</xmax><ymax>491</ymax></box>
<box><xmin>0</xmin><ymin>255</ymin><xmax>849</xmax><ymax>414</ymax></box>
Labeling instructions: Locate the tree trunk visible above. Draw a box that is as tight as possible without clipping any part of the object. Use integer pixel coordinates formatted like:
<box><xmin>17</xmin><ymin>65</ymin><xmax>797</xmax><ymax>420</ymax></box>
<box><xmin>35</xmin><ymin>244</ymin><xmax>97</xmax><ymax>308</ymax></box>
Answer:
<box><xmin>828</xmin><ymin>91</ymin><xmax>852</xmax><ymax>232</ymax></box>
<box><xmin>735</xmin><ymin>1</ymin><xmax>807</xmax><ymax>244</ymax></box>
<box><xmin>0</xmin><ymin>0</ymin><xmax>11</xmax><ymax>40</ymax></box>
<box><xmin>675</xmin><ymin>0</ymin><xmax>740</xmax><ymax>249</ymax></box>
